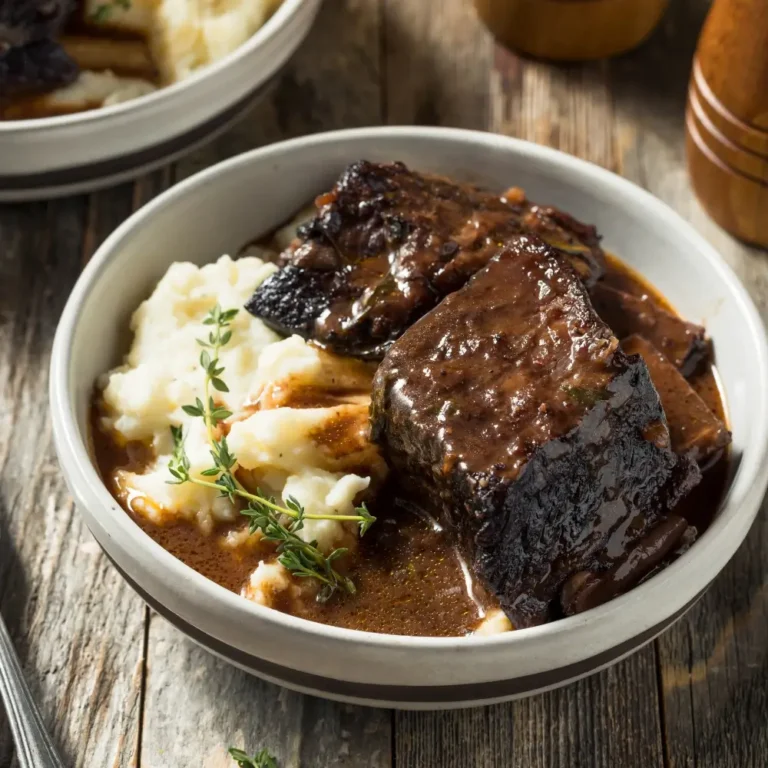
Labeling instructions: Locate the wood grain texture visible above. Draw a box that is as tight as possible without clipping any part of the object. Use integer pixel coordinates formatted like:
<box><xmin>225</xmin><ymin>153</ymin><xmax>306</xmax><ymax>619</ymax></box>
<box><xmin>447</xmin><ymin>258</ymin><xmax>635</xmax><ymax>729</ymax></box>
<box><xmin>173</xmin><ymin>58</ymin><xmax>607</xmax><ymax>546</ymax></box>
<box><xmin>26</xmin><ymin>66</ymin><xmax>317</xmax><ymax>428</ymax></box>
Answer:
<box><xmin>140</xmin><ymin>615</ymin><xmax>391</xmax><ymax>768</ymax></box>
<box><xmin>0</xmin><ymin>194</ymin><xmax>147</xmax><ymax>768</ymax></box>
<box><xmin>394</xmin><ymin>647</ymin><xmax>664</xmax><ymax>768</ymax></box>
<box><xmin>383</xmin><ymin>0</ymin><xmax>492</xmax><ymax>128</ymax></box>
<box><xmin>2</xmin><ymin>0</ymin><xmax>768</xmax><ymax>767</ymax></box>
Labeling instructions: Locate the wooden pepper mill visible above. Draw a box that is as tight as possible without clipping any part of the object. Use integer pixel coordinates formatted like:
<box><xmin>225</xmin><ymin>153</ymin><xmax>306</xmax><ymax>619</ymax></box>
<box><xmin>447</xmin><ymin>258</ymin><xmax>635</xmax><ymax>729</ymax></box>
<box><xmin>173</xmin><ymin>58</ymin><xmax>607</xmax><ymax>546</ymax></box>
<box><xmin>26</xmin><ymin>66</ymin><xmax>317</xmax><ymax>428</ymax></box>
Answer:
<box><xmin>686</xmin><ymin>0</ymin><xmax>768</xmax><ymax>247</ymax></box>
<box><xmin>474</xmin><ymin>0</ymin><xmax>669</xmax><ymax>61</ymax></box>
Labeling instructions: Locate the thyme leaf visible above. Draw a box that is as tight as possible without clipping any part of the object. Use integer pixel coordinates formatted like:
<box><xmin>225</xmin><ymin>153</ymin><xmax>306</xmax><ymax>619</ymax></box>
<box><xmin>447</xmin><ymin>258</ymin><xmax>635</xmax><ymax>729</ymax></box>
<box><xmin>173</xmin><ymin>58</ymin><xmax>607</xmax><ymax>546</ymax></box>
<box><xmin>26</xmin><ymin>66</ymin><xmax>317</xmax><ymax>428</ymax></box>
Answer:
<box><xmin>228</xmin><ymin>747</ymin><xmax>278</xmax><ymax>768</ymax></box>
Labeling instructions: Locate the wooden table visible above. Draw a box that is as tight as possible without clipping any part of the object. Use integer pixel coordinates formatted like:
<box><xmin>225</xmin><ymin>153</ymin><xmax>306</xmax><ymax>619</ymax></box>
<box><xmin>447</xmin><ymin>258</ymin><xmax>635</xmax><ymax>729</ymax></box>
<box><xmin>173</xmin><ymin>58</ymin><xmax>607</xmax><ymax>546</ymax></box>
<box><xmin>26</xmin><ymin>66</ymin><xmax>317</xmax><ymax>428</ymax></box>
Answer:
<box><xmin>1</xmin><ymin>1</ymin><xmax>767</xmax><ymax>766</ymax></box>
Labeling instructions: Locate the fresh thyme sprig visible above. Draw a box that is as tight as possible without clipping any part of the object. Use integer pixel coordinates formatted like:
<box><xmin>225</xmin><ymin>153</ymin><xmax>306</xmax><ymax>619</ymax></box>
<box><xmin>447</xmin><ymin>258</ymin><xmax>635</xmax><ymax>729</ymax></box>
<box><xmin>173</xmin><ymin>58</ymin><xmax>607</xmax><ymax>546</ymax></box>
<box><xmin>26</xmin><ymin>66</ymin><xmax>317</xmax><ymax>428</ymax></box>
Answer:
<box><xmin>167</xmin><ymin>304</ymin><xmax>376</xmax><ymax>602</ymax></box>
<box><xmin>180</xmin><ymin>303</ymin><xmax>238</xmax><ymax>445</ymax></box>
<box><xmin>168</xmin><ymin>429</ymin><xmax>375</xmax><ymax>533</ymax></box>
<box><xmin>229</xmin><ymin>747</ymin><xmax>277</xmax><ymax>768</ymax></box>
<box><xmin>240</xmin><ymin>494</ymin><xmax>357</xmax><ymax>600</ymax></box>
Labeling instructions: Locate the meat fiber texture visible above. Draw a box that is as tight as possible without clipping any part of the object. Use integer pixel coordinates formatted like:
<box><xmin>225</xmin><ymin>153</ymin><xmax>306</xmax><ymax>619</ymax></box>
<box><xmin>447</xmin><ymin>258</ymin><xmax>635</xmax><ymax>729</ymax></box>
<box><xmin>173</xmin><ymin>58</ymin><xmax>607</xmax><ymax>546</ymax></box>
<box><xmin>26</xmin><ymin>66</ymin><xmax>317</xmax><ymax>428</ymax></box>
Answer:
<box><xmin>246</xmin><ymin>160</ymin><xmax>606</xmax><ymax>360</ymax></box>
<box><xmin>590</xmin><ymin>282</ymin><xmax>711</xmax><ymax>378</ymax></box>
<box><xmin>371</xmin><ymin>236</ymin><xmax>700</xmax><ymax>627</ymax></box>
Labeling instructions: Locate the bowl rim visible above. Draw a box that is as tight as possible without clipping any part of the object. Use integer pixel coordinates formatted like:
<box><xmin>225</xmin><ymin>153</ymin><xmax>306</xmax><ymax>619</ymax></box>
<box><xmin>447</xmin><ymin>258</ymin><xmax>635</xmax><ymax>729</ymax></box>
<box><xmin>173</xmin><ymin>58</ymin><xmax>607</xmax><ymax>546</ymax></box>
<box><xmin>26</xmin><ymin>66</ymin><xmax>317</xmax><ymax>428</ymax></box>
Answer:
<box><xmin>0</xmin><ymin>0</ymin><xmax>308</xmax><ymax>133</ymax></box>
<box><xmin>50</xmin><ymin>125</ymin><xmax>768</xmax><ymax>653</ymax></box>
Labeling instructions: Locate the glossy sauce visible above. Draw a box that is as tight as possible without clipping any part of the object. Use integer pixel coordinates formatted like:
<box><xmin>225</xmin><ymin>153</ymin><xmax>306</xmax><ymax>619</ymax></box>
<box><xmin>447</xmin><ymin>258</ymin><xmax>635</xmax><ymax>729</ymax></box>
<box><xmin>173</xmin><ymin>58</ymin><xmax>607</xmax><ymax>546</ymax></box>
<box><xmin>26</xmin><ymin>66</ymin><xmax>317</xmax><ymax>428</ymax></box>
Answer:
<box><xmin>92</xmin><ymin>253</ymin><xmax>730</xmax><ymax>637</ymax></box>
<box><xmin>602</xmin><ymin>255</ymin><xmax>731</xmax><ymax>534</ymax></box>
<box><xmin>92</xmin><ymin>423</ymin><xmax>490</xmax><ymax>636</ymax></box>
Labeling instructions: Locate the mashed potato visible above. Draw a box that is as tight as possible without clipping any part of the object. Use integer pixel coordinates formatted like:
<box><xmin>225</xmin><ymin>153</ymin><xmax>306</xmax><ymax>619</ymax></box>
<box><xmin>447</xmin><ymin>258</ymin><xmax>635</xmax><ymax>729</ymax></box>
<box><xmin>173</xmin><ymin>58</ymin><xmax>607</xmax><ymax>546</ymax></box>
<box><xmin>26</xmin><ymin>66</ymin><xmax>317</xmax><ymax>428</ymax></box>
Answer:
<box><xmin>36</xmin><ymin>70</ymin><xmax>158</xmax><ymax>112</ymax></box>
<box><xmin>151</xmin><ymin>0</ymin><xmax>284</xmax><ymax>83</ymax></box>
<box><xmin>474</xmin><ymin>609</ymin><xmax>514</xmax><ymax>636</ymax></box>
<box><xmin>19</xmin><ymin>0</ymin><xmax>283</xmax><ymax>116</ymax></box>
<box><xmin>99</xmin><ymin>254</ymin><xmax>381</xmax><ymax>606</ymax></box>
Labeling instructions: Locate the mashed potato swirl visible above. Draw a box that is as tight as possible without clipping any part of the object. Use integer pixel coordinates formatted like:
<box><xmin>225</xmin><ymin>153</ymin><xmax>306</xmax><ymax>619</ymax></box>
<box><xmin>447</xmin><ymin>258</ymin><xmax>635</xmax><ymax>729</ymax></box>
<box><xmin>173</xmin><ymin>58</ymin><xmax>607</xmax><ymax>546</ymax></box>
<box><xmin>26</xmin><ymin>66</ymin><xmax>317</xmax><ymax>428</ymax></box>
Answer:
<box><xmin>99</xmin><ymin>254</ymin><xmax>382</xmax><ymax>606</ymax></box>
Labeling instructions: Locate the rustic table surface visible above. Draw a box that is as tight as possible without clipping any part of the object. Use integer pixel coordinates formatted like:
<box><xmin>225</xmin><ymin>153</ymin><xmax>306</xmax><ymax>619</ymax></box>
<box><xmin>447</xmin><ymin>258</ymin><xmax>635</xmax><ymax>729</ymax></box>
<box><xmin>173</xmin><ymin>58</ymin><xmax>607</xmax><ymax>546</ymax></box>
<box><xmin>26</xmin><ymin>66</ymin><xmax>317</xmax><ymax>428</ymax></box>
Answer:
<box><xmin>1</xmin><ymin>1</ymin><xmax>767</xmax><ymax>766</ymax></box>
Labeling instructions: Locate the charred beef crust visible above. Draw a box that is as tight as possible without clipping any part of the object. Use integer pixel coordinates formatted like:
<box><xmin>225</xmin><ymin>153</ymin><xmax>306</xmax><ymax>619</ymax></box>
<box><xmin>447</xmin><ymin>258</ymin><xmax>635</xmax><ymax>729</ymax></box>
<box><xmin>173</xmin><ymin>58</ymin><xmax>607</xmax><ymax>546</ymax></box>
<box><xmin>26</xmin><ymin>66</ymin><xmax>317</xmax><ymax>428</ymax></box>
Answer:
<box><xmin>0</xmin><ymin>38</ymin><xmax>77</xmax><ymax>95</ymax></box>
<box><xmin>246</xmin><ymin>161</ymin><xmax>606</xmax><ymax>359</ymax></box>
<box><xmin>0</xmin><ymin>0</ymin><xmax>78</xmax><ymax>96</ymax></box>
<box><xmin>244</xmin><ymin>266</ymin><xmax>333</xmax><ymax>338</ymax></box>
<box><xmin>371</xmin><ymin>236</ymin><xmax>700</xmax><ymax>627</ymax></box>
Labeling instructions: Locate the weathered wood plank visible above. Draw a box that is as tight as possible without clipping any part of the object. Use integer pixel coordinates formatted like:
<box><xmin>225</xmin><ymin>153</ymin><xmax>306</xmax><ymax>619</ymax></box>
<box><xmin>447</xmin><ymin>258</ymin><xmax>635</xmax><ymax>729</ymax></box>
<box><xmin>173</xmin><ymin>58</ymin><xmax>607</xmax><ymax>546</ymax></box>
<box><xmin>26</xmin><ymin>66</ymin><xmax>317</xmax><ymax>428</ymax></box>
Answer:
<box><xmin>0</xmin><ymin>193</ymin><xmax>148</xmax><ymax>768</ymax></box>
<box><xmin>491</xmin><ymin>46</ymin><xmax>618</xmax><ymax>172</ymax></box>
<box><xmin>82</xmin><ymin>173</ymin><xmax>172</xmax><ymax>263</ymax></box>
<box><xmin>140</xmin><ymin>615</ymin><xmax>391</xmax><ymax>768</ymax></box>
<box><xmin>395</xmin><ymin>646</ymin><xmax>664</xmax><ymax>768</ymax></box>
<box><xmin>383</xmin><ymin>0</ymin><xmax>492</xmax><ymax>129</ymax></box>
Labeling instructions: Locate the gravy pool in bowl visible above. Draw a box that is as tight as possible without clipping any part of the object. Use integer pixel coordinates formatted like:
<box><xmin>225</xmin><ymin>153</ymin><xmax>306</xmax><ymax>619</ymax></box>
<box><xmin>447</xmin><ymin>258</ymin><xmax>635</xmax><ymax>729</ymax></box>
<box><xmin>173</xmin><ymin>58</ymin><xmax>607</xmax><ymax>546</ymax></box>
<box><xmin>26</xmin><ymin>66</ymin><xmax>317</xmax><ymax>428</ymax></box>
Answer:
<box><xmin>91</xmin><ymin>161</ymin><xmax>731</xmax><ymax>639</ymax></box>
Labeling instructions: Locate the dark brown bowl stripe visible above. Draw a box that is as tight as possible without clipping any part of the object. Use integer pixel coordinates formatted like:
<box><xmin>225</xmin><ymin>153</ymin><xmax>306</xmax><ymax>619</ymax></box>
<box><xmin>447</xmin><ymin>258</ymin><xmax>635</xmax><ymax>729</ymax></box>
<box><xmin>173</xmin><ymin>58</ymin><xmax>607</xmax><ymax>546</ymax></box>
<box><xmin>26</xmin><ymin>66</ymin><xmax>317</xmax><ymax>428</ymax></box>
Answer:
<box><xmin>102</xmin><ymin>550</ymin><xmax>708</xmax><ymax>705</ymax></box>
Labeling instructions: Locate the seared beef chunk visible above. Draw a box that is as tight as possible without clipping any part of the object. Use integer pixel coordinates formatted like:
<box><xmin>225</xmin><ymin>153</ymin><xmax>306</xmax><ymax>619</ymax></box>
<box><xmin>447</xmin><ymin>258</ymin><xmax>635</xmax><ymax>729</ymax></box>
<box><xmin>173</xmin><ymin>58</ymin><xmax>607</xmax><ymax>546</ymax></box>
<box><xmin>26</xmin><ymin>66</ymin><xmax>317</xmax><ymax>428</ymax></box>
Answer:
<box><xmin>590</xmin><ymin>282</ymin><xmax>710</xmax><ymax>377</ymax></box>
<box><xmin>0</xmin><ymin>0</ymin><xmax>77</xmax><ymax>96</ymax></box>
<box><xmin>0</xmin><ymin>38</ymin><xmax>77</xmax><ymax>95</ymax></box>
<box><xmin>560</xmin><ymin>515</ymin><xmax>690</xmax><ymax>616</ymax></box>
<box><xmin>246</xmin><ymin>161</ymin><xmax>606</xmax><ymax>359</ymax></box>
<box><xmin>371</xmin><ymin>236</ymin><xmax>700</xmax><ymax>627</ymax></box>
<box><xmin>246</xmin><ymin>265</ymin><xmax>334</xmax><ymax>338</ymax></box>
<box><xmin>622</xmin><ymin>335</ymin><xmax>730</xmax><ymax>464</ymax></box>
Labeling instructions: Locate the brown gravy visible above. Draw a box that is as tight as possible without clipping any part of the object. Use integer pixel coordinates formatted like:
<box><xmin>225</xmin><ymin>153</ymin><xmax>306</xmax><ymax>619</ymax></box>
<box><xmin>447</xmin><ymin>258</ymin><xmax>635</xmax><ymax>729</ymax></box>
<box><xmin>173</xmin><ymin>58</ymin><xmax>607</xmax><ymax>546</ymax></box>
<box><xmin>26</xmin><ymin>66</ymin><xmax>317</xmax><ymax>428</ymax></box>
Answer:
<box><xmin>91</xmin><ymin>253</ymin><xmax>730</xmax><ymax>637</ymax></box>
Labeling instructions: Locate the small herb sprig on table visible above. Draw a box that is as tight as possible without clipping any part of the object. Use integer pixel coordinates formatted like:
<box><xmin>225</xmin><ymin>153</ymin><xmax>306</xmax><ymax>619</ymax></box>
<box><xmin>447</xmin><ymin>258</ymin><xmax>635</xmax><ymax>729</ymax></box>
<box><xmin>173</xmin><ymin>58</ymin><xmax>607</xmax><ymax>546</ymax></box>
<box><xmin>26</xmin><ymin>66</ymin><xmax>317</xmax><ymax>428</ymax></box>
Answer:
<box><xmin>167</xmin><ymin>304</ymin><xmax>376</xmax><ymax>602</ymax></box>
<box><xmin>229</xmin><ymin>747</ymin><xmax>278</xmax><ymax>768</ymax></box>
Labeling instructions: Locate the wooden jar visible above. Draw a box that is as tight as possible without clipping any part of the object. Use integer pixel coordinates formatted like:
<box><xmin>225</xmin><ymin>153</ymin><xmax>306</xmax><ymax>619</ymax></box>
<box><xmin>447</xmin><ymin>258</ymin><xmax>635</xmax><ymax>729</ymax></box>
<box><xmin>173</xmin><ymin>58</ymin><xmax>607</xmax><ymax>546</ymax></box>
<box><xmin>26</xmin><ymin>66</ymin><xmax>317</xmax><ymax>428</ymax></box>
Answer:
<box><xmin>686</xmin><ymin>0</ymin><xmax>768</xmax><ymax>247</ymax></box>
<box><xmin>474</xmin><ymin>0</ymin><xmax>669</xmax><ymax>62</ymax></box>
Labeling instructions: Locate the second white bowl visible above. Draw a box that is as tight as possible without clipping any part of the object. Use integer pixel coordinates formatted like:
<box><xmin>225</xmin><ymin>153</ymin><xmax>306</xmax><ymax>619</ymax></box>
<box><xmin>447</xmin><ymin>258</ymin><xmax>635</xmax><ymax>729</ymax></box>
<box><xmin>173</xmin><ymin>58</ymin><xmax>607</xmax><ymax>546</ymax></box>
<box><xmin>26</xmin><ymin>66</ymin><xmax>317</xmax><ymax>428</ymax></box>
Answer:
<box><xmin>0</xmin><ymin>0</ymin><xmax>321</xmax><ymax>202</ymax></box>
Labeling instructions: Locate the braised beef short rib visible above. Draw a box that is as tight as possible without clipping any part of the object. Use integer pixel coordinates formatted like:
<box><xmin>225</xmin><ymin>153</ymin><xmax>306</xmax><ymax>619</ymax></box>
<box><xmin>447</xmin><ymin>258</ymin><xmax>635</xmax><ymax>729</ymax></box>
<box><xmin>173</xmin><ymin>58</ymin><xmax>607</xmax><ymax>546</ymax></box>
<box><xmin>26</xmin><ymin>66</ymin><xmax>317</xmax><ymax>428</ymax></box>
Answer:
<box><xmin>590</xmin><ymin>282</ymin><xmax>710</xmax><ymax>377</ymax></box>
<box><xmin>622</xmin><ymin>334</ymin><xmax>730</xmax><ymax>464</ymax></box>
<box><xmin>371</xmin><ymin>236</ymin><xmax>700</xmax><ymax>627</ymax></box>
<box><xmin>246</xmin><ymin>161</ymin><xmax>606</xmax><ymax>359</ymax></box>
<box><xmin>0</xmin><ymin>1</ymin><xmax>79</xmax><ymax>95</ymax></box>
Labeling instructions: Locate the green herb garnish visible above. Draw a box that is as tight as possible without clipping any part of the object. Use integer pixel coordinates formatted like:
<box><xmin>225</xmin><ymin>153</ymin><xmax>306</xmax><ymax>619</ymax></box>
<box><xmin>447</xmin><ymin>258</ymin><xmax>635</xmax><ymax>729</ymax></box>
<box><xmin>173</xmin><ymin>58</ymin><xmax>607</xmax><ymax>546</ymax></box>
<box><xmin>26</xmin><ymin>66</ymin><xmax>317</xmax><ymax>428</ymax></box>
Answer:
<box><xmin>90</xmin><ymin>0</ymin><xmax>131</xmax><ymax>23</ymax></box>
<box><xmin>229</xmin><ymin>747</ymin><xmax>278</xmax><ymax>768</ymax></box>
<box><xmin>561</xmin><ymin>385</ymin><xmax>610</xmax><ymax>407</ymax></box>
<box><xmin>167</xmin><ymin>304</ymin><xmax>376</xmax><ymax>602</ymax></box>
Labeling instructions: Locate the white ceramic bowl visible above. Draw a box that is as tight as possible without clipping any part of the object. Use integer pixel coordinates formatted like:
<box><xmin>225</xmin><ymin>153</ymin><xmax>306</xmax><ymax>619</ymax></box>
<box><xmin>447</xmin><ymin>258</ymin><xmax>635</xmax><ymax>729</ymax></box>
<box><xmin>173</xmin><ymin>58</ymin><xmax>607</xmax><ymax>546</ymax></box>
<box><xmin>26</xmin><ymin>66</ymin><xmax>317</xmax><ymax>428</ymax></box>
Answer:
<box><xmin>50</xmin><ymin>127</ymin><xmax>768</xmax><ymax>709</ymax></box>
<box><xmin>0</xmin><ymin>0</ymin><xmax>321</xmax><ymax>202</ymax></box>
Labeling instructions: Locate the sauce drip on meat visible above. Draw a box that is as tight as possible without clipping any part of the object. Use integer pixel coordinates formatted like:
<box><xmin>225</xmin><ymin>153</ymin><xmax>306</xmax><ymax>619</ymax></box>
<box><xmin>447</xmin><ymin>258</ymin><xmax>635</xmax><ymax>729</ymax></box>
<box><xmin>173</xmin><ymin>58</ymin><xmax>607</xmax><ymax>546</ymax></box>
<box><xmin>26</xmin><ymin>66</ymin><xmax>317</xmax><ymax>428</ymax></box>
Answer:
<box><xmin>92</xmin><ymin>252</ymin><xmax>730</xmax><ymax>637</ymax></box>
<box><xmin>244</xmin><ymin>162</ymin><xmax>607</xmax><ymax>360</ymax></box>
